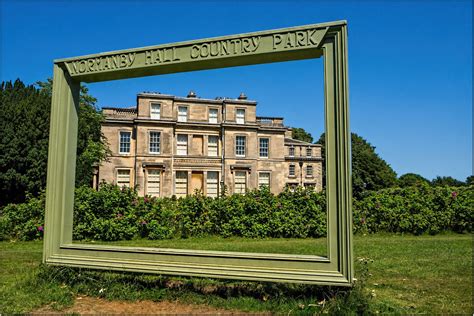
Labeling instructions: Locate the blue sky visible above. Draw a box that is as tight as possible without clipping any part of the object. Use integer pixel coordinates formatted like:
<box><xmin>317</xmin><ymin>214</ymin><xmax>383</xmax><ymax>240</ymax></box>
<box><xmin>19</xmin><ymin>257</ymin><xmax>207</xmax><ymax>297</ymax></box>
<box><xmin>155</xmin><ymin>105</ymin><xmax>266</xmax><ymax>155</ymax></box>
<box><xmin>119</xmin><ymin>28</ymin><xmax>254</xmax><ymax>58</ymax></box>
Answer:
<box><xmin>1</xmin><ymin>0</ymin><xmax>472</xmax><ymax>181</ymax></box>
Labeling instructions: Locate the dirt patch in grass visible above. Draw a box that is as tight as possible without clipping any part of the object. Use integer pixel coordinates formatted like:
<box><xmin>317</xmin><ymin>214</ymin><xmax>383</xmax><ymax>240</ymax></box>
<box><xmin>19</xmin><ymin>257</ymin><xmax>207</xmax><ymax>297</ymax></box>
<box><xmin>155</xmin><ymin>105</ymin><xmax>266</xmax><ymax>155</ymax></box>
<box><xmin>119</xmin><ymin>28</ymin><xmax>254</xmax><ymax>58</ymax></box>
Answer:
<box><xmin>32</xmin><ymin>296</ymin><xmax>260</xmax><ymax>315</ymax></box>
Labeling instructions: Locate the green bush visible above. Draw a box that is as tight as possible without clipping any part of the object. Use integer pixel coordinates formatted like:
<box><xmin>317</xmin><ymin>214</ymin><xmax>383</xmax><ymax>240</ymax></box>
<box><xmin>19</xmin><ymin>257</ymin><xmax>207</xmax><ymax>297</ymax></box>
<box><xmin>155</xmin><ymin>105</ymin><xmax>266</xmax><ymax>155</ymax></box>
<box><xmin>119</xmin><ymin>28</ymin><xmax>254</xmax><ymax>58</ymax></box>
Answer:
<box><xmin>0</xmin><ymin>183</ymin><xmax>472</xmax><ymax>241</ymax></box>
<box><xmin>354</xmin><ymin>184</ymin><xmax>473</xmax><ymax>235</ymax></box>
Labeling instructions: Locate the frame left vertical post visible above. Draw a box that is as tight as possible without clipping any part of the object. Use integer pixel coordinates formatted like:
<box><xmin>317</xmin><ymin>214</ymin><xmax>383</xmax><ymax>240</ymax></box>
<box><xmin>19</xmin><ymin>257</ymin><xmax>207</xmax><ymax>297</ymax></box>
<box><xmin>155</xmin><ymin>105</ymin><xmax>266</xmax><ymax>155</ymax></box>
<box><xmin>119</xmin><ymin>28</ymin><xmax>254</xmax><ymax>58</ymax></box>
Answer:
<box><xmin>43</xmin><ymin>63</ymin><xmax>80</xmax><ymax>262</ymax></box>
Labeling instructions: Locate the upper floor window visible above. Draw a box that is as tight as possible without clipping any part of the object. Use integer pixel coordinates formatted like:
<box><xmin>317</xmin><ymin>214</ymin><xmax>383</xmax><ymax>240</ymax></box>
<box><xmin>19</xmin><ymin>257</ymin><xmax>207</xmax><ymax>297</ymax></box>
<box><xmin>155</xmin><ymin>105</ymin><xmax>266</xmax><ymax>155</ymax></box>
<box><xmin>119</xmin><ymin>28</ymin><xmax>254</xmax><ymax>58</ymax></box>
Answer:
<box><xmin>119</xmin><ymin>131</ymin><xmax>131</xmax><ymax>154</ymax></box>
<box><xmin>208</xmin><ymin>135</ymin><xmax>219</xmax><ymax>157</ymax></box>
<box><xmin>150</xmin><ymin>103</ymin><xmax>161</xmax><ymax>119</ymax></box>
<box><xmin>259</xmin><ymin>138</ymin><xmax>269</xmax><ymax>158</ymax></box>
<box><xmin>306</xmin><ymin>147</ymin><xmax>312</xmax><ymax>157</ymax></box>
<box><xmin>306</xmin><ymin>165</ymin><xmax>313</xmax><ymax>177</ymax></box>
<box><xmin>289</xmin><ymin>146</ymin><xmax>295</xmax><ymax>157</ymax></box>
<box><xmin>235</xmin><ymin>136</ymin><xmax>246</xmax><ymax>157</ymax></box>
<box><xmin>149</xmin><ymin>131</ymin><xmax>161</xmax><ymax>154</ymax></box>
<box><xmin>178</xmin><ymin>106</ymin><xmax>188</xmax><ymax>122</ymax></box>
<box><xmin>236</xmin><ymin>109</ymin><xmax>245</xmax><ymax>124</ymax></box>
<box><xmin>289</xmin><ymin>164</ymin><xmax>295</xmax><ymax>177</ymax></box>
<box><xmin>209</xmin><ymin>108</ymin><xmax>218</xmax><ymax>124</ymax></box>
<box><xmin>177</xmin><ymin>134</ymin><xmax>188</xmax><ymax>155</ymax></box>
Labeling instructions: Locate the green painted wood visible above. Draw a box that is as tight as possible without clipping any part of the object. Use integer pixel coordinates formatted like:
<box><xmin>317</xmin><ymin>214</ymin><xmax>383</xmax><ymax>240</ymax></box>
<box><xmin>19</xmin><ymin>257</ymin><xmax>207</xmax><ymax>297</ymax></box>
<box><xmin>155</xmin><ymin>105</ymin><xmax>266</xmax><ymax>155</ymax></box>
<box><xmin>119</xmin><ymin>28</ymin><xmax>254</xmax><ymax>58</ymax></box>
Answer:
<box><xmin>44</xmin><ymin>20</ymin><xmax>353</xmax><ymax>286</ymax></box>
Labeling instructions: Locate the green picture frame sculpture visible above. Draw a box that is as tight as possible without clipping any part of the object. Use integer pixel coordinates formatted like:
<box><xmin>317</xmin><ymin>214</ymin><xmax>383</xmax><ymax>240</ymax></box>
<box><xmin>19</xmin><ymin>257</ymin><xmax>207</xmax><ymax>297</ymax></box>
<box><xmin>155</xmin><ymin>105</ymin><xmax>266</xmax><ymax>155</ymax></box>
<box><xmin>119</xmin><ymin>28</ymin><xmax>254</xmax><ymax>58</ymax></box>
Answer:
<box><xmin>44</xmin><ymin>20</ymin><xmax>353</xmax><ymax>286</ymax></box>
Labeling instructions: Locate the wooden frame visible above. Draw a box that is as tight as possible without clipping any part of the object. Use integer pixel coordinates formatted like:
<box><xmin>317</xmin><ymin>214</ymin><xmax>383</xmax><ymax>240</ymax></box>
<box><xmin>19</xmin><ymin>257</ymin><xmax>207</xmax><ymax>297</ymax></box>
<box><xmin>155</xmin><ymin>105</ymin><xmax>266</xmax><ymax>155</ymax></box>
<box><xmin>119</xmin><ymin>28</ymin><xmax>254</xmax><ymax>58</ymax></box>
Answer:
<box><xmin>44</xmin><ymin>20</ymin><xmax>353</xmax><ymax>285</ymax></box>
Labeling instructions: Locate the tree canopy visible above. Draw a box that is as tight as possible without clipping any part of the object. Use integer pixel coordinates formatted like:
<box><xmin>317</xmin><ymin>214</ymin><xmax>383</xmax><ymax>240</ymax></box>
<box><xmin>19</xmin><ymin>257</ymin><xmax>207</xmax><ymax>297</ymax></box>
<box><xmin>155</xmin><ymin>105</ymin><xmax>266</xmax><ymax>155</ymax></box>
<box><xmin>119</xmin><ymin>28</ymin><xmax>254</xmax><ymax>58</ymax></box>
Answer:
<box><xmin>0</xmin><ymin>79</ymin><xmax>107</xmax><ymax>206</ymax></box>
<box><xmin>316</xmin><ymin>132</ymin><xmax>398</xmax><ymax>198</ymax></box>
<box><xmin>398</xmin><ymin>173</ymin><xmax>430</xmax><ymax>187</ymax></box>
<box><xmin>431</xmin><ymin>176</ymin><xmax>465</xmax><ymax>187</ymax></box>
<box><xmin>291</xmin><ymin>127</ymin><xmax>313</xmax><ymax>143</ymax></box>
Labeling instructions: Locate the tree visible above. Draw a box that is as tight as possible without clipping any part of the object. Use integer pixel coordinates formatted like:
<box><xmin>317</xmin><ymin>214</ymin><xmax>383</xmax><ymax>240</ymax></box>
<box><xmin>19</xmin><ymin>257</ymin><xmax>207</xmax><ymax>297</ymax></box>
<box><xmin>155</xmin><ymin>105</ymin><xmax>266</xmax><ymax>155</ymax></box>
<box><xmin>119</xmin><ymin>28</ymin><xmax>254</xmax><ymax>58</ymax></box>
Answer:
<box><xmin>466</xmin><ymin>175</ymin><xmax>474</xmax><ymax>186</ymax></box>
<box><xmin>0</xmin><ymin>79</ymin><xmax>108</xmax><ymax>206</ymax></box>
<box><xmin>0</xmin><ymin>79</ymin><xmax>51</xmax><ymax>205</ymax></box>
<box><xmin>316</xmin><ymin>132</ymin><xmax>397</xmax><ymax>198</ymax></box>
<box><xmin>291</xmin><ymin>127</ymin><xmax>313</xmax><ymax>143</ymax></box>
<box><xmin>431</xmin><ymin>176</ymin><xmax>464</xmax><ymax>187</ymax></box>
<box><xmin>398</xmin><ymin>173</ymin><xmax>430</xmax><ymax>187</ymax></box>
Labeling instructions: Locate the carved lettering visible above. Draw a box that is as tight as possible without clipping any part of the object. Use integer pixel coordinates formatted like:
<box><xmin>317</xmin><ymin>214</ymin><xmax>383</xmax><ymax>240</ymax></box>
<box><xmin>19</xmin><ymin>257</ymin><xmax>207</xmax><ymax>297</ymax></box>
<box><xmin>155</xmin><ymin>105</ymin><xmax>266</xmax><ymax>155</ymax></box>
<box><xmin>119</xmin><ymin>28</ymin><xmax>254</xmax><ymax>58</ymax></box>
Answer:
<box><xmin>273</xmin><ymin>34</ymin><xmax>283</xmax><ymax>49</ymax></box>
<box><xmin>188</xmin><ymin>37</ymin><xmax>260</xmax><ymax>60</ymax></box>
<box><xmin>296</xmin><ymin>31</ymin><xmax>306</xmax><ymax>47</ymax></box>
<box><xmin>67</xmin><ymin>52</ymin><xmax>137</xmax><ymax>74</ymax></box>
<box><xmin>308</xmin><ymin>29</ymin><xmax>318</xmax><ymax>45</ymax></box>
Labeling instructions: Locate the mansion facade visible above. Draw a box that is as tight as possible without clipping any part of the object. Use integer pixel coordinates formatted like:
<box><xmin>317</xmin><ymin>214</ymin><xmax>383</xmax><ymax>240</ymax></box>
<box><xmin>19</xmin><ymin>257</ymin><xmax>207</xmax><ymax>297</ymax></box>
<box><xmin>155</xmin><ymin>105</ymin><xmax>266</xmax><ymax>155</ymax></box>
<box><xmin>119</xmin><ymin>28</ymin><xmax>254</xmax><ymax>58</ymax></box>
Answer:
<box><xmin>95</xmin><ymin>91</ymin><xmax>323</xmax><ymax>197</ymax></box>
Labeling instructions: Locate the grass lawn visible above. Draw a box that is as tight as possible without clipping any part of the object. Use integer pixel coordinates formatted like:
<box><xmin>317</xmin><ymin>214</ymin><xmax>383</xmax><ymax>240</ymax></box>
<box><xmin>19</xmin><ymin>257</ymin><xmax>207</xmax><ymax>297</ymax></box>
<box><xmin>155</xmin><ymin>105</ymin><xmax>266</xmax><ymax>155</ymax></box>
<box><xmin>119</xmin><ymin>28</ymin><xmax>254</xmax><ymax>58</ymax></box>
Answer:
<box><xmin>0</xmin><ymin>233</ymin><xmax>472</xmax><ymax>314</ymax></box>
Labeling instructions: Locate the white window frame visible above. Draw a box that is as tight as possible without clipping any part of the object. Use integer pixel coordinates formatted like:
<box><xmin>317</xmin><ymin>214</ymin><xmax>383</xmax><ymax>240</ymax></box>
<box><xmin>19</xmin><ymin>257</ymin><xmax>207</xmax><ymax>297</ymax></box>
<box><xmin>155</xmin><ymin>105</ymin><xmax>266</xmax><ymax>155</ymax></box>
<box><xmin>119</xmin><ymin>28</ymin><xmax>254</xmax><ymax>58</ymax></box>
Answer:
<box><xmin>149</xmin><ymin>131</ymin><xmax>161</xmax><ymax>154</ymax></box>
<box><xmin>258</xmin><ymin>172</ymin><xmax>271</xmax><ymax>188</ymax></box>
<box><xmin>206</xmin><ymin>171</ymin><xmax>219</xmax><ymax>198</ymax></box>
<box><xmin>119</xmin><ymin>131</ymin><xmax>131</xmax><ymax>154</ymax></box>
<box><xmin>208</xmin><ymin>135</ymin><xmax>219</xmax><ymax>157</ymax></box>
<box><xmin>150</xmin><ymin>103</ymin><xmax>161</xmax><ymax>119</ymax></box>
<box><xmin>175</xmin><ymin>171</ymin><xmax>188</xmax><ymax>197</ymax></box>
<box><xmin>236</xmin><ymin>108</ymin><xmax>245</xmax><ymax>124</ymax></box>
<box><xmin>235</xmin><ymin>135</ymin><xmax>246</xmax><ymax>157</ymax></box>
<box><xmin>259</xmin><ymin>138</ymin><xmax>269</xmax><ymax>158</ymax></box>
<box><xmin>209</xmin><ymin>108</ymin><xmax>218</xmax><ymax>124</ymax></box>
<box><xmin>234</xmin><ymin>171</ymin><xmax>247</xmax><ymax>194</ymax></box>
<box><xmin>116</xmin><ymin>168</ymin><xmax>131</xmax><ymax>188</ymax></box>
<box><xmin>178</xmin><ymin>106</ymin><xmax>188</xmax><ymax>122</ymax></box>
<box><xmin>177</xmin><ymin>134</ymin><xmax>188</xmax><ymax>155</ymax></box>
<box><xmin>146</xmin><ymin>169</ymin><xmax>161</xmax><ymax>197</ymax></box>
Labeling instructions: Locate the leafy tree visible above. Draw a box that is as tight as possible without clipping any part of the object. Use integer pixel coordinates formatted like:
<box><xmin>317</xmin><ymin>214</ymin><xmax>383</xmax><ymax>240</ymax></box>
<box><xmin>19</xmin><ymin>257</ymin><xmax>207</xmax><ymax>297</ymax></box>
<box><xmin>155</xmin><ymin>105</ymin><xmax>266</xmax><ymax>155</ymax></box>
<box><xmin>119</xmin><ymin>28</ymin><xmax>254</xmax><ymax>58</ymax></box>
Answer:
<box><xmin>291</xmin><ymin>127</ymin><xmax>313</xmax><ymax>143</ymax></box>
<box><xmin>316</xmin><ymin>132</ymin><xmax>397</xmax><ymax>198</ymax></box>
<box><xmin>466</xmin><ymin>175</ymin><xmax>474</xmax><ymax>185</ymax></box>
<box><xmin>0</xmin><ymin>80</ymin><xmax>51</xmax><ymax>205</ymax></box>
<box><xmin>431</xmin><ymin>176</ymin><xmax>465</xmax><ymax>187</ymax></box>
<box><xmin>398</xmin><ymin>173</ymin><xmax>430</xmax><ymax>187</ymax></box>
<box><xmin>0</xmin><ymin>79</ymin><xmax>107</xmax><ymax>206</ymax></box>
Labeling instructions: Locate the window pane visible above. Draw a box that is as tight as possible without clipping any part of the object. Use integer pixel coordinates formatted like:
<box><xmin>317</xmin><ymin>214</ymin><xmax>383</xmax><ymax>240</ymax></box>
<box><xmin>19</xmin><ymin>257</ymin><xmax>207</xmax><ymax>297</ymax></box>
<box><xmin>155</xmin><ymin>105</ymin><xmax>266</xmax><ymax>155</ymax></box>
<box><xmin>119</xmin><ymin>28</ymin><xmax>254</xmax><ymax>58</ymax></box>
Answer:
<box><xmin>175</xmin><ymin>171</ymin><xmax>188</xmax><ymax>197</ymax></box>
<box><xmin>289</xmin><ymin>147</ymin><xmax>295</xmax><ymax>157</ymax></box>
<box><xmin>236</xmin><ymin>109</ymin><xmax>245</xmax><ymax>124</ymax></box>
<box><xmin>147</xmin><ymin>169</ymin><xmax>160</xmax><ymax>196</ymax></box>
<box><xmin>206</xmin><ymin>171</ymin><xmax>219</xmax><ymax>198</ymax></box>
<box><xmin>149</xmin><ymin>131</ymin><xmax>161</xmax><ymax>153</ymax></box>
<box><xmin>258</xmin><ymin>172</ymin><xmax>270</xmax><ymax>187</ymax></box>
<box><xmin>208</xmin><ymin>135</ymin><xmax>218</xmax><ymax>157</ymax></box>
<box><xmin>234</xmin><ymin>171</ymin><xmax>246</xmax><ymax>194</ymax></box>
<box><xmin>306</xmin><ymin>147</ymin><xmax>312</xmax><ymax>157</ymax></box>
<box><xmin>117</xmin><ymin>169</ymin><xmax>130</xmax><ymax>187</ymax></box>
<box><xmin>177</xmin><ymin>134</ymin><xmax>187</xmax><ymax>155</ymax></box>
<box><xmin>235</xmin><ymin>136</ymin><xmax>246</xmax><ymax>157</ymax></box>
<box><xmin>119</xmin><ymin>131</ymin><xmax>131</xmax><ymax>154</ymax></box>
<box><xmin>289</xmin><ymin>165</ymin><xmax>295</xmax><ymax>176</ymax></box>
<box><xmin>150</xmin><ymin>104</ymin><xmax>160</xmax><ymax>119</ymax></box>
<box><xmin>307</xmin><ymin>165</ymin><xmax>313</xmax><ymax>177</ymax></box>
<box><xmin>178</xmin><ymin>106</ymin><xmax>188</xmax><ymax>122</ymax></box>
<box><xmin>209</xmin><ymin>108</ymin><xmax>218</xmax><ymax>123</ymax></box>
<box><xmin>259</xmin><ymin>138</ymin><xmax>269</xmax><ymax>157</ymax></box>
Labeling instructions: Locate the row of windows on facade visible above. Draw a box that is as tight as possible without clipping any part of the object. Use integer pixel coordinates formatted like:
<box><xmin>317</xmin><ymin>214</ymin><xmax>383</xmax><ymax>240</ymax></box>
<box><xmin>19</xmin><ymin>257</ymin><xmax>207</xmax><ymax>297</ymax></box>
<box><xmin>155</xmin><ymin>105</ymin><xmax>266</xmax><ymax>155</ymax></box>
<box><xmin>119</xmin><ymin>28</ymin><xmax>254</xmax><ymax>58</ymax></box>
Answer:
<box><xmin>119</xmin><ymin>131</ymin><xmax>313</xmax><ymax>158</ymax></box>
<box><xmin>150</xmin><ymin>104</ymin><xmax>245</xmax><ymax>124</ymax></box>
<box><xmin>115</xmin><ymin>170</ymin><xmax>272</xmax><ymax>197</ymax></box>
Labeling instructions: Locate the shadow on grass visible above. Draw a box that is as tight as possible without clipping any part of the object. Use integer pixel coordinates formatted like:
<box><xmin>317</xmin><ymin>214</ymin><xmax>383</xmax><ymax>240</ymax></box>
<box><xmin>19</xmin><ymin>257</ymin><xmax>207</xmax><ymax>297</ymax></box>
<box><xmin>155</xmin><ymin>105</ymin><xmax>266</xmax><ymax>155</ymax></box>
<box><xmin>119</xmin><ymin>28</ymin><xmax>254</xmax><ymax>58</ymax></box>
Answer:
<box><xmin>36</xmin><ymin>259</ymin><xmax>401</xmax><ymax>314</ymax></box>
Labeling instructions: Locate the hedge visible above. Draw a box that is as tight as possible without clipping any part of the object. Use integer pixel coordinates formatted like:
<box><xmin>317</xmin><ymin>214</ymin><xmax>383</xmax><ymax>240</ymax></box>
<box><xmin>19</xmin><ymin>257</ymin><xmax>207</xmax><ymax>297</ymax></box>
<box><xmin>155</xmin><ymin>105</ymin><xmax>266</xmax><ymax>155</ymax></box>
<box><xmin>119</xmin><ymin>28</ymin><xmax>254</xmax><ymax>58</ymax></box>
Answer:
<box><xmin>0</xmin><ymin>184</ymin><xmax>472</xmax><ymax>241</ymax></box>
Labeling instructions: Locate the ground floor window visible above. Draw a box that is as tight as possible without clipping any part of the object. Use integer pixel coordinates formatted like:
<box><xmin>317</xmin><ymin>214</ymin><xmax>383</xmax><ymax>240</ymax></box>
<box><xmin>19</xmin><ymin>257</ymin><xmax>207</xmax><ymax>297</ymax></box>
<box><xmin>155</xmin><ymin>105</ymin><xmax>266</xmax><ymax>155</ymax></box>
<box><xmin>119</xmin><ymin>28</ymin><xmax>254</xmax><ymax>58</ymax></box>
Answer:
<box><xmin>175</xmin><ymin>171</ymin><xmax>188</xmax><ymax>197</ymax></box>
<box><xmin>146</xmin><ymin>169</ymin><xmax>161</xmax><ymax>197</ymax></box>
<box><xmin>234</xmin><ymin>171</ymin><xmax>247</xmax><ymax>194</ymax></box>
<box><xmin>286</xmin><ymin>183</ymin><xmax>298</xmax><ymax>191</ymax></box>
<box><xmin>116</xmin><ymin>169</ymin><xmax>131</xmax><ymax>188</ymax></box>
<box><xmin>206</xmin><ymin>171</ymin><xmax>219</xmax><ymax>198</ymax></box>
<box><xmin>304</xmin><ymin>183</ymin><xmax>315</xmax><ymax>190</ymax></box>
<box><xmin>258</xmin><ymin>172</ymin><xmax>270</xmax><ymax>188</ymax></box>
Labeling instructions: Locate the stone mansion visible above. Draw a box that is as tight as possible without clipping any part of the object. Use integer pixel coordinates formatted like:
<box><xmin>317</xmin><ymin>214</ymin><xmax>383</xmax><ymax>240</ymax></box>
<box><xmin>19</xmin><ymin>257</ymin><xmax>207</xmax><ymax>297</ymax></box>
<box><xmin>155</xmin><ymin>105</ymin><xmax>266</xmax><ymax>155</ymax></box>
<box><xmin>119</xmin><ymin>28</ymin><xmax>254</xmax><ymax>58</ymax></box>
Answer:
<box><xmin>95</xmin><ymin>91</ymin><xmax>323</xmax><ymax>197</ymax></box>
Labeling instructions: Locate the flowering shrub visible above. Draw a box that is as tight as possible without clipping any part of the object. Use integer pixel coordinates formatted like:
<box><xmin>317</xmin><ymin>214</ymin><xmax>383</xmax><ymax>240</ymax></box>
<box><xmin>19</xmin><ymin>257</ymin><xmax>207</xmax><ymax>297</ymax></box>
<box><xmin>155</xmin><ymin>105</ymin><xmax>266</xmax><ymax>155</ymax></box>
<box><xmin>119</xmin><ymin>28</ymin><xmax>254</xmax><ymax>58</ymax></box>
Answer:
<box><xmin>0</xmin><ymin>183</ymin><xmax>472</xmax><ymax>241</ymax></box>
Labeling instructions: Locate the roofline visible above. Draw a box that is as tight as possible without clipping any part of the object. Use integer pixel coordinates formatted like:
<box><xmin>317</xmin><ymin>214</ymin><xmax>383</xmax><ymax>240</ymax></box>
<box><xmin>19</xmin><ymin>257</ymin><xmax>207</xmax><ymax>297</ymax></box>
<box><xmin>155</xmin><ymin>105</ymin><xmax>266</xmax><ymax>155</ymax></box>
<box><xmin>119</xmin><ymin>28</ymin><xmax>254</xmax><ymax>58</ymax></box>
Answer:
<box><xmin>285</xmin><ymin>137</ymin><xmax>321</xmax><ymax>146</ymax></box>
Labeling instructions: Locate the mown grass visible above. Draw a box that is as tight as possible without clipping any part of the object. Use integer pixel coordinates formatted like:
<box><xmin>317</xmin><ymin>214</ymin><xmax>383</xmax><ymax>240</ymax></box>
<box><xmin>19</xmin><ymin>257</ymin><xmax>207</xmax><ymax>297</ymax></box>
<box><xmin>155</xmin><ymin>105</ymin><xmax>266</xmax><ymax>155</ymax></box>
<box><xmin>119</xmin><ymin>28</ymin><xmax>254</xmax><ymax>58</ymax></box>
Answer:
<box><xmin>0</xmin><ymin>233</ymin><xmax>472</xmax><ymax>314</ymax></box>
